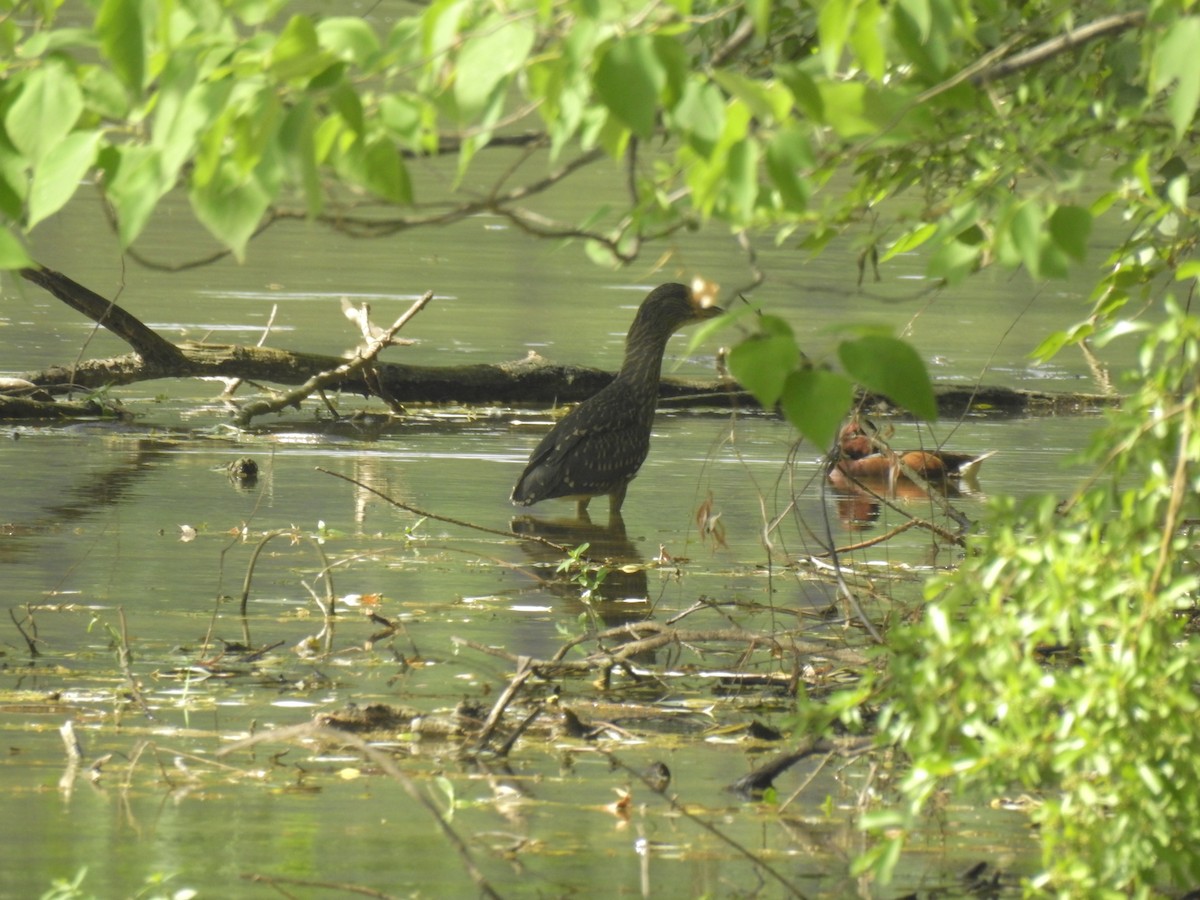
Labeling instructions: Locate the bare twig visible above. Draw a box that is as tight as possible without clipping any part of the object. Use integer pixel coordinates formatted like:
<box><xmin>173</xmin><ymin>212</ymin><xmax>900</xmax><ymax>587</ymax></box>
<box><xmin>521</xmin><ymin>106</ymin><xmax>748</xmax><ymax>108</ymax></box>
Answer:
<box><xmin>116</xmin><ymin>607</ymin><xmax>155</xmax><ymax>720</ymax></box>
<box><xmin>9</xmin><ymin>606</ymin><xmax>39</xmax><ymax>657</ymax></box>
<box><xmin>237</xmin><ymin>529</ymin><xmax>336</xmax><ymax>644</ymax></box>
<box><xmin>317</xmin><ymin>468</ymin><xmax>575</xmax><ymax>553</ymax></box>
<box><xmin>233</xmin><ymin>291</ymin><xmax>433</xmax><ymax>425</ymax></box>
<box><xmin>472</xmin><ymin>657</ymin><xmax>535</xmax><ymax>754</ymax></box>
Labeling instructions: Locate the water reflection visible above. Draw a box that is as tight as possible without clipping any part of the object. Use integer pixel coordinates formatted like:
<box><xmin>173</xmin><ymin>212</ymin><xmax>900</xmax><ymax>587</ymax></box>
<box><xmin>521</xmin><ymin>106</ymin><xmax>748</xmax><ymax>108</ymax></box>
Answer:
<box><xmin>509</xmin><ymin>512</ymin><xmax>652</xmax><ymax>627</ymax></box>
<box><xmin>0</xmin><ymin>436</ymin><xmax>173</xmax><ymax>559</ymax></box>
<box><xmin>827</xmin><ymin>470</ymin><xmax>976</xmax><ymax>531</ymax></box>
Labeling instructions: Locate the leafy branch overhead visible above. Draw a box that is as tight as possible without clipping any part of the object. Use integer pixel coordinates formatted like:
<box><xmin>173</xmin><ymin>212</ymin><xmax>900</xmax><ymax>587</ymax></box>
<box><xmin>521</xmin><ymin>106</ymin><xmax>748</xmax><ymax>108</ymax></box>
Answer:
<box><xmin>3</xmin><ymin>2</ymin><xmax>1196</xmax><ymax>437</ymax></box>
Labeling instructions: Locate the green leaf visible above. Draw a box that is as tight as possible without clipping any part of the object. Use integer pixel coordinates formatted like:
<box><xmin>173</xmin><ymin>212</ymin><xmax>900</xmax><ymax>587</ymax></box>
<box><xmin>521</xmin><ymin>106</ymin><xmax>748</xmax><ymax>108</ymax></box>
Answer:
<box><xmin>0</xmin><ymin>226</ymin><xmax>33</xmax><ymax>270</ymax></box>
<box><xmin>421</xmin><ymin>0</ymin><xmax>467</xmax><ymax>60</ymax></box>
<box><xmin>765</xmin><ymin>126</ymin><xmax>811</xmax><ymax>212</ymax></box>
<box><xmin>838</xmin><ymin>334</ymin><xmax>937</xmax><ymax>420</ymax></box>
<box><xmin>653</xmin><ymin>34</ymin><xmax>689</xmax><ymax>109</ymax></box>
<box><xmin>278</xmin><ymin>101</ymin><xmax>322</xmax><ymax>217</ymax></box>
<box><xmin>594</xmin><ymin>35</ymin><xmax>666</xmax><ymax>139</ymax></box>
<box><xmin>779</xmin><ymin>367</ymin><xmax>855</xmax><ymax>450</ymax></box>
<box><xmin>926</xmin><ymin>233</ymin><xmax>981</xmax><ymax>285</ymax></box>
<box><xmin>270</xmin><ymin>15</ymin><xmax>335</xmax><ymax>81</ymax></box>
<box><xmin>817</xmin><ymin>0</ymin><xmax>852</xmax><ymax>77</ymax></box>
<box><xmin>28</xmin><ymin>130</ymin><xmax>102</xmax><ymax>229</ymax></box>
<box><xmin>722</xmin><ymin>137</ymin><xmax>759</xmax><ymax>220</ymax></box>
<box><xmin>455</xmin><ymin>14</ymin><xmax>535</xmax><ymax>120</ymax></box>
<box><xmin>712</xmin><ymin>69</ymin><xmax>790</xmax><ymax>123</ymax></box>
<box><xmin>5</xmin><ymin>63</ymin><xmax>85</xmax><ymax>164</ymax></box>
<box><xmin>95</xmin><ymin>0</ymin><xmax>146</xmax><ymax>94</ymax></box>
<box><xmin>1006</xmin><ymin>201</ymin><xmax>1042</xmax><ymax>277</ymax></box>
<box><xmin>316</xmin><ymin>17</ymin><xmax>381</xmax><ymax>65</ymax></box>
<box><xmin>816</xmin><ymin>82</ymin><xmax>881</xmax><ymax>138</ymax></box>
<box><xmin>102</xmin><ymin>145</ymin><xmax>168</xmax><ymax>247</ymax></box>
<box><xmin>1153</xmin><ymin>17</ymin><xmax>1200</xmax><ymax>141</ymax></box>
<box><xmin>849</xmin><ymin>0</ymin><xmax>885</xmax><ymax>81</ymax></box>
<box><xmin>746</xmin><ymin>0</ymin><xmax>770</xmax><ymax>36</ymax></box>
<box><xmin>727</xmin><ymin>316</ymin><xmax>799</xmax><ymax>408</ymax></box>
<box><xmin>683</xmin><ymin>302</ymin><xmax>755</xmax><ymax>356</ymax></box>
<box><xmin>362</xmin><ymin>138</ymin><xmax>412</xmax><ymax>204</ymax></box>
<box><xmin>189</xmin><ymin>160</ymin><xmax>271</xmax><ymax>260</ymax></box>
<box><xmin>154</xmin><ymin>74</ymin><xmax>234</xmax><ymax>187</ymax></box>
<box><xmin>80</xmin><ymin>64</ymin><xmax>131</xmax><ymax>120</ymax></box>
<box><xmin>673</xmin><ymin>78</ymin><xmax>724</xmax><ymax>154</ymax></box>
<box><xmin>330</xmin><ymin>82</ymin><xmax>365</xmax><ymax>136</ymax></box>
<box><xmin>1030</xmin><ymin>329</ymin><xmax>1070</xmax><ymax>363</ymax></box>
<box><xmin>881</xmin><ymin>223</ymin><xmax>936</xmax><ymax>262</ymax></box>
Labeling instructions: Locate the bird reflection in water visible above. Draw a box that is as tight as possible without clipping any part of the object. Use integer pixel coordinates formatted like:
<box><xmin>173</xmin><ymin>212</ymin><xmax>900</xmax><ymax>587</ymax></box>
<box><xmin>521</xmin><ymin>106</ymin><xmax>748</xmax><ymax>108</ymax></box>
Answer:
<box><xmin>509</xmin><ymin>512</ymin><xmax>653</xmax><ymax>628</ymax></box>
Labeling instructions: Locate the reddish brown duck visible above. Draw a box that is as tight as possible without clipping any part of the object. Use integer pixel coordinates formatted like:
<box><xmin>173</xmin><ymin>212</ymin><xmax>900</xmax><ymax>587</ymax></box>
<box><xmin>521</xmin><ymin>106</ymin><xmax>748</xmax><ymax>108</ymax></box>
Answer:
<box><xmin>830</xmin><ymin>420</ymin><xmax>995</xmax><ymax>488</ymax></box>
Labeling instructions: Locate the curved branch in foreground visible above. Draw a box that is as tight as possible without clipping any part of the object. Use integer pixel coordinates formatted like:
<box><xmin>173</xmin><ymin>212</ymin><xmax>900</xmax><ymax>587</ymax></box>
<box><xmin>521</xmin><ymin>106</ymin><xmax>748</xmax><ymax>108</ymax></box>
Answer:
<box><xmin>19</xmin><ymin>265</ymin><xmax>186</xmax><ymax>367</ymax></box>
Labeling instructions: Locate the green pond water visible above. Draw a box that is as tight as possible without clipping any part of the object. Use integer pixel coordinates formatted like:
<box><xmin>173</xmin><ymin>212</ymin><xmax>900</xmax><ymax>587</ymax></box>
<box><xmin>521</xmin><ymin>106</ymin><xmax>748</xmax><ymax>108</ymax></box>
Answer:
<box><xmin>0</xmin><ymin>147</ymin><xmax>1130</xmax><ymax>897</ymax></box>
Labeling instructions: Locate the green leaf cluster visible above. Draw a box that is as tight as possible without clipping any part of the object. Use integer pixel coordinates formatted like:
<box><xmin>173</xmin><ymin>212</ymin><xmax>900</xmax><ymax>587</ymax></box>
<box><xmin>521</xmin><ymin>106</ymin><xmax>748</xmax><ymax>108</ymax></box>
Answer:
<box><xmin>724</xmin><ymin>312</ymin><xmax>935</xmax><ymax>448</ymax></box>
<box><xmin>869</xmin><ymin>308</ymin><xmax>1200</xmax><ymax>893</ymax></box>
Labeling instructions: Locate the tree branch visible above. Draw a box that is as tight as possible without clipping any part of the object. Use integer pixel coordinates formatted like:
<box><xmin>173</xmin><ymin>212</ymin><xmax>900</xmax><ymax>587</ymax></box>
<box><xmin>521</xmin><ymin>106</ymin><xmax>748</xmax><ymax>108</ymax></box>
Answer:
<box><xmin>19</xmin><ymin>266</ymin><xmax>186</xmax><ymax>368</ymax></box>
<box><xmin>976</xmin><ymin>11</ymin><xmax>1147</xmax><ymax>83</ymax></box>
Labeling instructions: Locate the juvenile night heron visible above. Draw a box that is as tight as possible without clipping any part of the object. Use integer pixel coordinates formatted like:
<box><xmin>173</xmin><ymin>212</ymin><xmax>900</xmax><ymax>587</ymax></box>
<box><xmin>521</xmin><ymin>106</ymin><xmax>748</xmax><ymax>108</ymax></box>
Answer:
<box><xmin>510</xmin><ymin>282</ymin><xmax>722</xmax><ymax>517</ymax></box>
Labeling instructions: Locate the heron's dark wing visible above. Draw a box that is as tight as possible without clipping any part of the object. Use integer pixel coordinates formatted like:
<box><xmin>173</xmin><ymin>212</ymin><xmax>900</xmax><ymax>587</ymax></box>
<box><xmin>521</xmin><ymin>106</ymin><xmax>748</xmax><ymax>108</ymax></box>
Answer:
<box><xmin>511</xmin><ymin>386</ymin><xmax>650</xmax><ymax>505</ymax></box>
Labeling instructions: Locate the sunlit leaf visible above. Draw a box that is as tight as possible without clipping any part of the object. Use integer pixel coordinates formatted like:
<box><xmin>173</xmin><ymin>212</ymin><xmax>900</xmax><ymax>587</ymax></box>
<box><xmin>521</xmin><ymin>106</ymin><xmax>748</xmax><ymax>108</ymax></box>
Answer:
<box><xmin>1093</xmin><ymin>319</ymin><xmax>1148</xmax><ymax>349</ymax></box>
<box><xmin>189</xmin><ymin>161</ymin><xmax>271</xmax><ymax>260</ymax></box>
<box><xmin>5</xmin><ymin>63</ymin><xmax>84</xmax><ymax>164</ymax></box>
<box><xmin>102</xmin><ymin>145</ymin><xmax>169</xmax><ymax>247</ymax></box>
<box><xmin>926</xmin><ymin>234</ymin><xmax>981</xmax><ymax>285</ymax></box>
<box><xmin>779</xmin><ymin>367</ymin><xmax>855</xmax><ymax>449</ymax></box>
<box><xmin>817</xmin><ymin>0</ymin><xmax>852</xmax><ymax>76</ymax></box>
<box><xmin>722</xmin><ymin>137</ymin><xmax>759</xmax><ymax>220</ymax></box>
<box><xmin>727</xmin><ymin>316</ymin><xmax>799</xmax><ymax>408</ymax></box>
<box><xmin>317</xmin><ymin>17</ymin><xmax>381</xmax><ymax>64</ymax></box>
<box><xmin>455</xmin><ymin>14</ymin><xmax>535</xmax><ymax>119</ymax></box>
<box><xmin>95</xmin><ymin>0</ymin><xmax>146</xmax><ymax>94</ymax></box>
<box><xmin>28</xmin><ymin>130</ymin><xmax>101</xmax><ymax>229</ymax></box>
<box><xmin>850</xmin><ymin>0</ymin><xmax>885</xmax><ymax>81</ymax></box>
<box><xmin>882</xmin><ymin>223</ymin><xmax>936</xmax><ymax>262</ymax></box>
<box><xmin>278</xmin><ymin>101</ymin><xmax>323</xmax><ymax>217</ymax></box>
<box><xmin>673</xmin><ymin>78</ymin><xmax>724</xmax><ymax>154</ymax></box>
<box><xmin>1008</xmin><ymin>201</ymin><xmax>1042</xmax><ymax>277</ymax></box>
<box><xmin>594</xmin><ymin>35</ymin><xmax>665</xmax><ymax>138</ymax></box>
<box><xmin>683</xmin><ymin>302</ymin><xmax>755</xmax><ymax>356</ymax></box>
<box><xmin>1153</xmin><ymin>17</ymin><xmax>1200</xmax><ymax>141</ymax></box>
<box><xmin>1030</xmin><ymin>329</ymin><xmax>1070</xmax><ymax>362</ymax></box>
<box><xmin>746</xmin><ymin>0</ymin><xmax>770</xmax><ymax>36</ymax></box>
<box><xmin>0</xmin><ymin>227</ymin><xmax>33</xmax><ymax>270</ymax></box>
<box><xmin>1049</xmin><ymin>205</ymin><xmax>1091</xmax><ymax>262</ymax></box>
<box><xmin>838</xmin><ymin>334</ymin><xmax>937</xmax><ymax>420</ymax></box>
<box><xmin>712</xmin><ymin>70</ymin><xmax>790</xmax><ymax>123</ymax></box>
<box><xmin>420</xmin><ymin>0</ymin><xmax>467</xmax><ymax>60</ymax></box>
<box><xmin>816</xmin><ymin>82</ymin><xmax>883</xmax><ymax>138</ymax></box>
<box><xmin>765</xmin><ymin>126</ymin><xmax>811</xmax><ymax>212</ymax></box>
<box><xmin>270</xmin><ymin>15</ymin><xmax>335</xmax><ymax>81</ymax></box>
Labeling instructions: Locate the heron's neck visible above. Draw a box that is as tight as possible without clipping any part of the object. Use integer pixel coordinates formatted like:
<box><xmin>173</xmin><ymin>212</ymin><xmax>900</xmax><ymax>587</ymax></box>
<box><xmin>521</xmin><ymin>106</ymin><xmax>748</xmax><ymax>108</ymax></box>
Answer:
<box><xmin>616</xmin><ymin>325</ymin><xmax>671</xmax><ymax>397</ymax></box>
